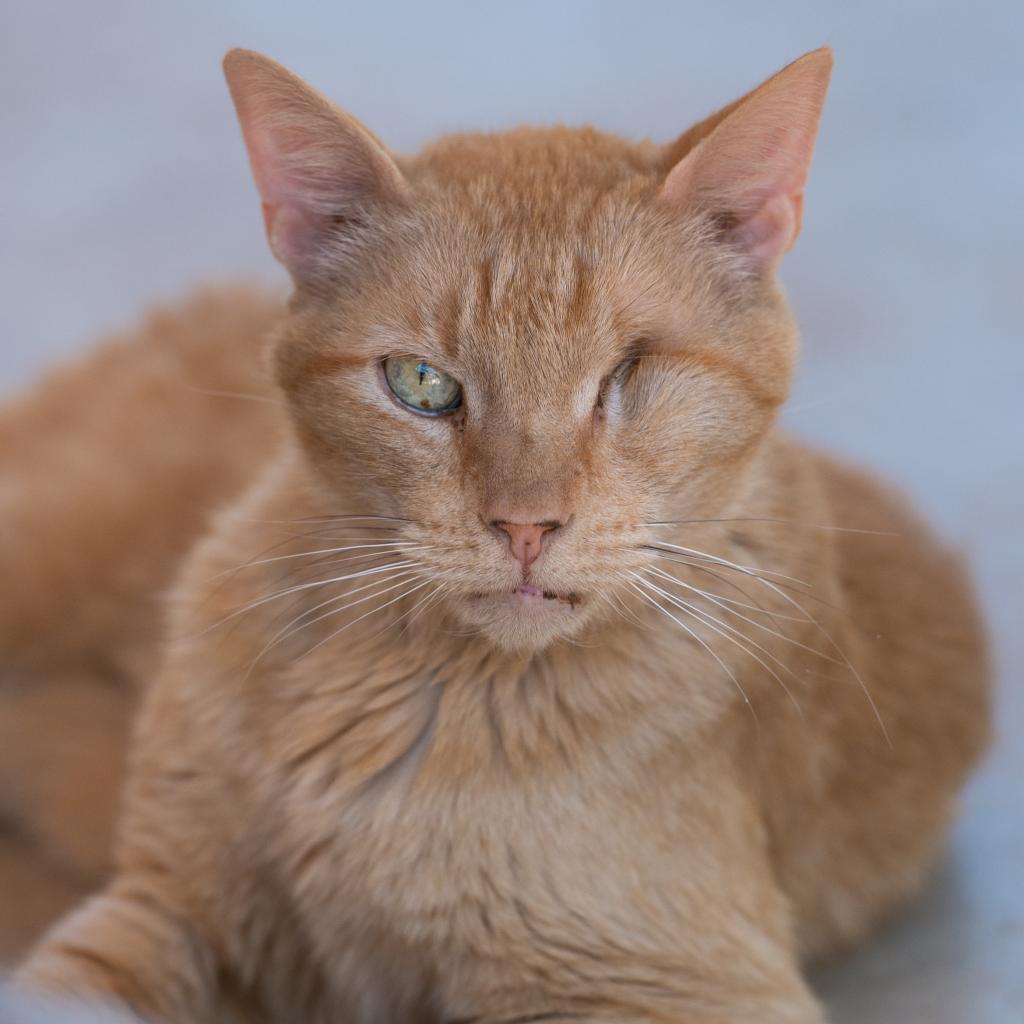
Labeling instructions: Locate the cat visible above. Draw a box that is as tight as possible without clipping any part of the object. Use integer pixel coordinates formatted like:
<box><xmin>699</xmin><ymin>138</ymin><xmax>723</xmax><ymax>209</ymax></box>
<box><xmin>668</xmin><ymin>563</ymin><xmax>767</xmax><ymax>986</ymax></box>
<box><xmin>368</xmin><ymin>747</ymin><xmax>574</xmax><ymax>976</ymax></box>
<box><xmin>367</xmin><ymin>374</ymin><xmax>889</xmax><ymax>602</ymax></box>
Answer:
<box><xmin>8</xmin><ymin>46</ymin><xmax>989</xmax><ymax>1023</ymax></box>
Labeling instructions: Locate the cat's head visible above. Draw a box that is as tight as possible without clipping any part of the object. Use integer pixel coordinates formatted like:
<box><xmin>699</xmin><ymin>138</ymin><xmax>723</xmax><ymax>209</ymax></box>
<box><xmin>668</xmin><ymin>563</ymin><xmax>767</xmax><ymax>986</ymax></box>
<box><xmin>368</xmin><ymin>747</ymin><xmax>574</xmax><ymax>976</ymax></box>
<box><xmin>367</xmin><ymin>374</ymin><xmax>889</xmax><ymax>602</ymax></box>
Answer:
<box><xmin>224</xmin><ymin>49</ymin><xmax>831</xmax><ymax>651</ymax></box>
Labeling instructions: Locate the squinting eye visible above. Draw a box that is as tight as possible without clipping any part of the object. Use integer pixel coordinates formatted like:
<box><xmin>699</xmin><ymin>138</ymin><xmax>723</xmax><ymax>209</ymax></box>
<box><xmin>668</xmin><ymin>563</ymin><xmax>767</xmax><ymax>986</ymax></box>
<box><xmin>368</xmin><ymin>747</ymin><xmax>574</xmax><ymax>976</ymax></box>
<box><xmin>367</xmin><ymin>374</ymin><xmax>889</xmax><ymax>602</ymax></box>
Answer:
<box><xmin>596</xmin><ymin>355</ymin><xmax>639</xmax><ymax>413</ymax></box>
<box><xmin>383</xmin><ymin>356</ymin><xmax>463</xmax><ymax>416</ymax></box>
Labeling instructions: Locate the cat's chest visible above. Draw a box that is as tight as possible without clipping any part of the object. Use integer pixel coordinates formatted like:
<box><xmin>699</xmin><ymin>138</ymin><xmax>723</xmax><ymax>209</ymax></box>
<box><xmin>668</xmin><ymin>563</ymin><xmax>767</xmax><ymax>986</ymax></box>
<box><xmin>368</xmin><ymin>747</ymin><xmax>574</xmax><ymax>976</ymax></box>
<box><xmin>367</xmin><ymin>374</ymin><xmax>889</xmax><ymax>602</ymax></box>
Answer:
<box><xmin>280</xmin><ymin>753</ymin><xmax>649</xmax><ymax>970</ymax></box>
<box><xmin>264</xmin><ymin>667</ymin><xmax>714</xmax><ymax>963</ymax></box>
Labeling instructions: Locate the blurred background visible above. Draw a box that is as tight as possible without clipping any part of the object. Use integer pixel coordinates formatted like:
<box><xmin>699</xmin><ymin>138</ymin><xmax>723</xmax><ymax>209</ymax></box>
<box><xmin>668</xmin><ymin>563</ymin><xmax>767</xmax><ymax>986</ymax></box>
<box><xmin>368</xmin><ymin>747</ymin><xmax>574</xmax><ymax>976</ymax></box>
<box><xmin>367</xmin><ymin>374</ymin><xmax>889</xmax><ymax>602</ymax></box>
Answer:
<box><xmin>1</xmin><ymin>1</ymin><xmax>1021</xmax><ymax>1020</ymax></box>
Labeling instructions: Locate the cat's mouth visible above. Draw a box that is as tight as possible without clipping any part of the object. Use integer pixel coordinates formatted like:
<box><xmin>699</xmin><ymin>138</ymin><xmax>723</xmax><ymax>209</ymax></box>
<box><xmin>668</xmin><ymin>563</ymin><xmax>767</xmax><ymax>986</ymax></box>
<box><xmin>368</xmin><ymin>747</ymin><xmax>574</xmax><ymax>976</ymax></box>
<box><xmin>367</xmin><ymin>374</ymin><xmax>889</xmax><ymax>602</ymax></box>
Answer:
<box><xmin>472</xmin><ymin>584</ymin><xmax>580</xmax><ymax>609</ymax></box>
<box><xmin>512</xmin><ymin>583</ymin><xmax>580</xmax><ymax>607</ymax></box>
<box><xmin>458</xmin><ymin>582</ymin><xmax>590</xmax><ymax>648</ymax></box>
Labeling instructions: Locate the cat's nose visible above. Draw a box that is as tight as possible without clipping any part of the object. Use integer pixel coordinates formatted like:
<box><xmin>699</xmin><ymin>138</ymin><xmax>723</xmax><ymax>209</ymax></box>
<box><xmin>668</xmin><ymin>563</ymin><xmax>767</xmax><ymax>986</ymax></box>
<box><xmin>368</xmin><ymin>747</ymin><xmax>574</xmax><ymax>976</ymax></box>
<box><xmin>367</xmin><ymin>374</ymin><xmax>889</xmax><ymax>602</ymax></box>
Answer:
<box><xmin>489</xmin><ymin>519</ymin><xmax>563</xmax><ymax>570</ymax></box>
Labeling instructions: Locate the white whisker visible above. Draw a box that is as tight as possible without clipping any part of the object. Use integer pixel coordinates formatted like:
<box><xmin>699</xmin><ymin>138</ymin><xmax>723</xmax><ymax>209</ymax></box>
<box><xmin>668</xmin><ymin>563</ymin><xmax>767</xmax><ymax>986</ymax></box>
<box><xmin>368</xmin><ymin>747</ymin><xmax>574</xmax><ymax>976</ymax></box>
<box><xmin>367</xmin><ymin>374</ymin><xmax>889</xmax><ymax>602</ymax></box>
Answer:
<box><xmin>645</xmin><ymin>517</ymin><xmax>899</xmax><ymax>537</ymax></box>
<box><xmin>640</xmin><ymin>529</ymin><xmax>887</xmax><ymax>742</ymax></box>
<box><xmin>605</xmin><ymin>586</ymin><xmax>650</xmax><ymax>631</ymax></box>
<box><xmin>202</xmin><ymin>560</ymin><xmax>421</xmax><ymax>634</ymax></box>
<box><xmin>630</xmin><ymin>572</ymin><xmax>803</xmax><ymax>720</ymax></box>
<box><xmin>730</xmin><ymin>567</ymin><xmax>892</xmax><ymax>746</ymax></box>
<box><xmin>649</xmin><ymin>562</ymin><xmax>807</xmax><ymax>623</ymax></box>
<box><xmin>246</xmin><ymin>570</ymin><xmax>426</xmax><ymax>673</ymax></box>
<box><xmin>296</xmin><ymin>578</ymin><xmax>436</xmax><ymax>663</ymax></box>
<box><xmin>645</xmin><ymin>566</ymin><xmax>842</xmax><ymax>667</ymax></box>
<box><xmin>188</xmin><ymin>386</ymin><xmax>284</xmax><ymax>407</ymax></box>
<box><xmin>255</xmin><ymin>568</ymin><xmax>424</xmax><ymax>651</ymax></box>
<box><xmin>208</xmin><ymin>542</ymin><xmax>424</xmax><ymax>583</ymax></box>
<box><xmin>646</xmin><ymin>550</ymin><xmax>833</xmax><ymax>610</ymax></box>
<box><xmin>647</xmin><ymin>541</ymin><xmax>812</xmax><ymax>588</ymax></box>
<box><xmin>397</xmin><ymin>580</ymin><xmax>452</xmax><ymax>635</ymax></box>
<box><xmin>240</xmin><ymin>514</ymin><xmax>410</xmax><ymax>526</ymax></box>
<box><xmin>624</xmin><ymin>576</ymin><xmax>757</xmax><ymax>723</ymax></box>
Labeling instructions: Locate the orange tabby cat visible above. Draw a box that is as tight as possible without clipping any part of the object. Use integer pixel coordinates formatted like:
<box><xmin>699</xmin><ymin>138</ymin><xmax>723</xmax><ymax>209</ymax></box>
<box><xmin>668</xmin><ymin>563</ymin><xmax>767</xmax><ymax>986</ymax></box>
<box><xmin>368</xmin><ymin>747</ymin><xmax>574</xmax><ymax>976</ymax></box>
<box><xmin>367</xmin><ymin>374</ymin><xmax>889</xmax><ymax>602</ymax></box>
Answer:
<box><xmin>11</xmin><ymin>48</ymin><xmax>989</xmax><ymax>1022</ymax></box>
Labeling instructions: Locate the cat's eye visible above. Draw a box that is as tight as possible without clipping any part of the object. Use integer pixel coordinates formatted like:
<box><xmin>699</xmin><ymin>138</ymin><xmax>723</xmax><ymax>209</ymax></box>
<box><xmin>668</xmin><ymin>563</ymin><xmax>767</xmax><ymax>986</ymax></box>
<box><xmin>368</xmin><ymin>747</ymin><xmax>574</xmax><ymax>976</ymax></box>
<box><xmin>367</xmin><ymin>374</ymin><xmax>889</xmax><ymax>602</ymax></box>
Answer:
<box><xmin>596</xmin><ymin>355</ymin><xmax>640</xmax><ymax>413</ymax></box>
<box><xmin>383</xmin><ymin>356</ymin><xmax>463</xmax><ymax>416</ymax></box>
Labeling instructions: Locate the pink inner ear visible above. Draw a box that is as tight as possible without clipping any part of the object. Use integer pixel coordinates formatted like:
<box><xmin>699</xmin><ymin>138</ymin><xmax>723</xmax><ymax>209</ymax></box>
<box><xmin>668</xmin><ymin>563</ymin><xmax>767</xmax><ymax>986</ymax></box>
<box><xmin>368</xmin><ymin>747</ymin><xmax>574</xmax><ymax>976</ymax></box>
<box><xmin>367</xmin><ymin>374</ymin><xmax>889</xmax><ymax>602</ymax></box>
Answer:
<box><xmin>245</xmin><ymin>115</ymin><xmax>407</xmax><ymax>279</ymax></box>
<box><xmin>660</xmin><ymin>128</ymin><xmax>814</xmax><ymax>270</ymax></box>
<box><xmin>662</xmin><ymin>142</ymin><xmax>807</xmax><ymax>270</ymax></box>
<box><xmin>246</xmin><ymin>120</ymin><xmax>339</xmax><ymax>274</ymax></box>
<box><xmin>261</xmin><ymin>201</ymin><xmax>327</xmax><ymax>274</ymax></box>
<box><xmin>728</xmin><ymin>191</ymin><xmax>802</xmax><ymax>266</ymax></box>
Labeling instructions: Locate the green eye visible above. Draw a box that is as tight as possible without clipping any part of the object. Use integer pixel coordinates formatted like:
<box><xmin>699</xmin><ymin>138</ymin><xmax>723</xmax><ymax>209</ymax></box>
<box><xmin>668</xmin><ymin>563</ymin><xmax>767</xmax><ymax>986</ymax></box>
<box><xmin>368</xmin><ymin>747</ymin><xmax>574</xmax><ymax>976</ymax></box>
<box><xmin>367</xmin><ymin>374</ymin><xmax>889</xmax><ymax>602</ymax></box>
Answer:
<box><xmin>383</xmin><ymin>356</ymin><xmax>463</xmax><ymax>416</ymax></box>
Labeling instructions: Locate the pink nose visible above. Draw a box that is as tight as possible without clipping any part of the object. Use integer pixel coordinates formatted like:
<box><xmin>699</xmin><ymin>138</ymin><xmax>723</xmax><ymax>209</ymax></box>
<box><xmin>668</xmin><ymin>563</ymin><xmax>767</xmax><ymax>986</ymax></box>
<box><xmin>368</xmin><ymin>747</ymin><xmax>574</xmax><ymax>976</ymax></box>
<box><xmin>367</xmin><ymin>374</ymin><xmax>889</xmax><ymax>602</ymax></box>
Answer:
<box><xmin>490</xmin><ymin>520</ymin><xmax>562</xmax><ymax>570</ymax></box>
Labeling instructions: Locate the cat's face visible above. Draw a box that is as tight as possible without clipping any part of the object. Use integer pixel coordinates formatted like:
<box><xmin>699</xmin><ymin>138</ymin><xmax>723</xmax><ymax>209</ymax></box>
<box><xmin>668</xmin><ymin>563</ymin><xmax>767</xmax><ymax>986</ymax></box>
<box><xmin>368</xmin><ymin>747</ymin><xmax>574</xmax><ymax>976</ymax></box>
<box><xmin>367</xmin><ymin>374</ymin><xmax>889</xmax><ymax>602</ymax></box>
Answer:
<box><xmin>225</xmin><ymin>49</ymin><xmax>830</xmax><ymax>650</ymax></box>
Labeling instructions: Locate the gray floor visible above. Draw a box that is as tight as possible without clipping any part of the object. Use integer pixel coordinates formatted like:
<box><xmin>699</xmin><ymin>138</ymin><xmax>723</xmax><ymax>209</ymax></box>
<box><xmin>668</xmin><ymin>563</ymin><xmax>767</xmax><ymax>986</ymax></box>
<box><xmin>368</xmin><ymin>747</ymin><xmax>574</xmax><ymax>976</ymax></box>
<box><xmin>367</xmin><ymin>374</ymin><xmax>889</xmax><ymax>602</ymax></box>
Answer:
<box><xmin>2</xmin><ymin>2</ymin><xmax>1021</xmax><ymax>1020</ymax></box>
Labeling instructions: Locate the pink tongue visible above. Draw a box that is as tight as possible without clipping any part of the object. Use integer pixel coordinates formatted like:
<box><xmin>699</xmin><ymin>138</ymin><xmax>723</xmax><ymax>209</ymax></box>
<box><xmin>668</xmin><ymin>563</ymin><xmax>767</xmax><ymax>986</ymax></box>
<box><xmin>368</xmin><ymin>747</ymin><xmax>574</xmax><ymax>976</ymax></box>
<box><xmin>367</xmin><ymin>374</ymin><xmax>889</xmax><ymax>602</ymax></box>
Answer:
<box><xmin>516</xmin><ymin>584</ymin><xmax>545</xmax><ymax>598</ymax></box>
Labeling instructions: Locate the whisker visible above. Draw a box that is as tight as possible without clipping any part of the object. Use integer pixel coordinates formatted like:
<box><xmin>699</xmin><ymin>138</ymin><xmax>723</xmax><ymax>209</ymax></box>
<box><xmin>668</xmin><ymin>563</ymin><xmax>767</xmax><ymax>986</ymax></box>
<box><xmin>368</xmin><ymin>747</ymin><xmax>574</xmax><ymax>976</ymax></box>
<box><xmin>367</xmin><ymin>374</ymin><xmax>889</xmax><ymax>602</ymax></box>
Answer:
<box><xmin>665</xmin><ymin>560</ymin><xmax>797</xmax><ymax>631</ymax></box>
<box><xmin>394</xmin><ymin>588</ymin><xmax>443</xmax><ymax>636</ymax></box>
<box><xmin>397</xmin><ymin>580</ymin><xmax>453</xmax><ymax>638</ymax></box>
<box><xmin>199</xmin><ymin>525</ymin><xmax>413</xmax><ymax>600</ymax></box>
<box><xmin>645</xmin><ymin>542</ymin><xmax>812</xmax><ymax>588</ymax></box>
<box><xmin>605</xmin><ymin>585</ymin><xmax>651</xmax><ymax>632</ymax></box>
<box><xmin>336</xmin><ymin>578</ymin><xmax>449</xmax><ymax>655</ymax></box>
<box><xmin>201</xmin><ymin>560</ymin><xmax>421</xmax><ymax>634</ymax></box>
<box><xmin>687</xmin><ymin>560</ymin><xmax>891</xmax><ymax>746</ymax></box>
<box><xmin>645</xmin><ymin>550</ymin><xmax>835</xmax><ymax>610</ymax></box>
<box><xmin>624</xmin><ymin>576</ymin><xmax>757</xmax><ymax>724</ymax></box>
<box><xmin>188</xmin><ymin>386</ymin><xmax>284</xmax><ymax>407</ymax></box>
<box><xmin>631</xmin><ymin>572</ymin><xmax>803</xmax><ymax>720</ymax></box>
<box><xmin>241</xmin><ymin>514</ymin><xmax>411</xmax><ymax>526</ymax></box>
<box><xmin>246</xmin><ymin>569</ymin><xmax>426</xmax><ymax>674</ymax></box>
<box><xmin>251</xmin><ymin>552</ymin><xmax>407</xmax><ymax>638</ymax></box>
<box><xmin>256</xmin><ymin>567</ymin><xmax>425</xmax><ymax>649</ymax></box>
<box><xmin>645</xmin><ymin>566</ymin><xmax>843</xmax><ymax>667</ymax></box>
<box><xmin>649</xmin><ymin>562</ymin><xmax>807</xmax><ymax>623</ymax></box>
<box><xmin>259</xmin><ymin>548</ymin><xmax>428</xmax><ymax>597</ymax></box>
<box><xmin>296</xmin><ymin>578</ymin><xmax>436</xmax><ymax>663</ymax></box>
<box><xmin>206</xmin><ymin>542</ymin><xmax>423</xmax><ymax>583</ymax></box>
<box><xmin>645</xmin><ymin>517</ymin><xmax>899</xmax><ymax>537</ymax></box>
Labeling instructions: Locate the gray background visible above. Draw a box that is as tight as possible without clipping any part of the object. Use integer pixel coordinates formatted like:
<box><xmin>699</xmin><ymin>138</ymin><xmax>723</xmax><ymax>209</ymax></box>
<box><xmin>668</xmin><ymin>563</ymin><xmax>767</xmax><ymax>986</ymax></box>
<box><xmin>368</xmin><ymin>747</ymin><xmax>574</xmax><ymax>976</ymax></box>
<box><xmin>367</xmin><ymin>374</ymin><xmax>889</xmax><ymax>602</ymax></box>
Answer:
<box><xmin>1</xmin><ymin>1</ymin><xmax>1021</xmax><ymax>1020</ymax></box>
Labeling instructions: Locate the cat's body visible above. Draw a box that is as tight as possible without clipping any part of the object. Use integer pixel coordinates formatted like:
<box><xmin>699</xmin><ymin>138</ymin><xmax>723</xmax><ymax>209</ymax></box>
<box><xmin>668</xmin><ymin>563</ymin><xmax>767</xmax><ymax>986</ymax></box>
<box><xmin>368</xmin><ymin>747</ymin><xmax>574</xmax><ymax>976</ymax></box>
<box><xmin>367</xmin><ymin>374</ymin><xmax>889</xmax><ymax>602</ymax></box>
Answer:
<box><xmin>9</xmin><ymin>49</ymin><xmax>989</xmax><ymax>1023</ymax></box>
<box><xmin>0</xmin><ymin>289</ymin><xmax>282</xmax><ymax>960</ymax></box>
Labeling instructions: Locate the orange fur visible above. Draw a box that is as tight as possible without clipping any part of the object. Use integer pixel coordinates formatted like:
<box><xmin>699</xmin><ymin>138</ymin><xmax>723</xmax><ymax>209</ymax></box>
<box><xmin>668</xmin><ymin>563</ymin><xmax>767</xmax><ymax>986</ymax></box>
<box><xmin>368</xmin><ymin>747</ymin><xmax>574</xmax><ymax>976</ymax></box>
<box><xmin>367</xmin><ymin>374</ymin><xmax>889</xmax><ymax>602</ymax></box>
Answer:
<box><xmin>7</xmin><ymin>49</ymin><xmax>989</xmax><ymax>1023</ymax></box>
<box><xmin>0</xmin><ymin>289</ymin><xmax>284</xmax><ymax>958</ymax></box>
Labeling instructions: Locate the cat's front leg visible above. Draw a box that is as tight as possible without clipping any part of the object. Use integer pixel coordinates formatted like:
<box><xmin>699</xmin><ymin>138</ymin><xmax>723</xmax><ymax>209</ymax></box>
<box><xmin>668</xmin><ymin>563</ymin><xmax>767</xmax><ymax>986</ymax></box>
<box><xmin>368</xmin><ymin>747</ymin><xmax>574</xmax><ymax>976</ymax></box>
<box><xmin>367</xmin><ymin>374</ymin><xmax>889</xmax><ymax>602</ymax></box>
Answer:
<box><xmin>15</xmin><ymin>880</ymin><xmax>221</xmax><ymax>1024</ymax></box>
<box><xmin>447</xmin><ymin>986</ymin><xmax>825</xmax><ymax>1024</ymax></box>
<box><xmin>449</xmin><ymin>999</ymin><xmax>824</xmax><ymax>1024</ymax></box>
<box><xmin>440</xmin><ymin>926</ymin><xmax>825</xmax><ymax>1024</ymax></box>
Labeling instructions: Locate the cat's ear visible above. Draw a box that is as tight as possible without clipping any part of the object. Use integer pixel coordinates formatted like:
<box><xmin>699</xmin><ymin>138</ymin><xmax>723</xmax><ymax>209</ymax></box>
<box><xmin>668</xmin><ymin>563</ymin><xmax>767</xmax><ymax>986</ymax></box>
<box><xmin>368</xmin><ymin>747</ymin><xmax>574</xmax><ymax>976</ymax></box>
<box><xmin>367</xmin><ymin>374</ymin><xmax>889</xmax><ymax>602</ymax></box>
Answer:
<box><xmin>660</xmin><ymin>48</ymin><xmax>833</xmax><ymax>270</ymax></box>
<box><xmin>223</xmin><ymin>49</ymin><xmax>408</xmax><ymax>282</ymax></box>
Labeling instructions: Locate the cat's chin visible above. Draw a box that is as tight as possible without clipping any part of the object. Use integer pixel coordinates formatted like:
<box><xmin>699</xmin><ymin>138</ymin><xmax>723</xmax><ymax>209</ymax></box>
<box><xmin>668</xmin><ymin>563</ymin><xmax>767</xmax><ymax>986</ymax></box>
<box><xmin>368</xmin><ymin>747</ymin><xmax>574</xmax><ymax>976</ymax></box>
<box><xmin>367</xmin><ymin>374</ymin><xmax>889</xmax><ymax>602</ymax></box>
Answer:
<box><xmin>454</xmin><ymin>587</ymin><xmax>590</xmax><ymax>651</ymax></box>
